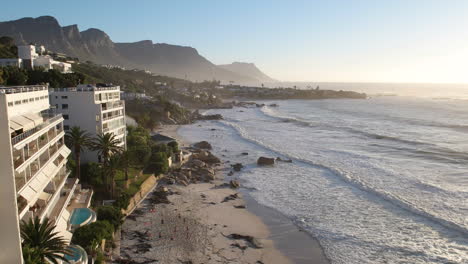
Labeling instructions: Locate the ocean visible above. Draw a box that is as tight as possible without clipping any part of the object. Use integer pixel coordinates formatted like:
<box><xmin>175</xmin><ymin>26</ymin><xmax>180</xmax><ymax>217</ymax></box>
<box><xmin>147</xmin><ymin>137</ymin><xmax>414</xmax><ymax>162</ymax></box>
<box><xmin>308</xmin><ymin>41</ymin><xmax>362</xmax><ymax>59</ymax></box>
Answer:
<box><xmin>178</xmin><ymin>93</ymin><xmax>468</xmax><ymax>263</ymax></box>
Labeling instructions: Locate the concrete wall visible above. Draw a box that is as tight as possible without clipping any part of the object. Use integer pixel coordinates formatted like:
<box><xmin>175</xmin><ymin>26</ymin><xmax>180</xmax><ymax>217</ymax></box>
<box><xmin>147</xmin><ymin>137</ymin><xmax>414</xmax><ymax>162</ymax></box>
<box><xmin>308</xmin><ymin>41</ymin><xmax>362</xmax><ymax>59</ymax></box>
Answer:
<box><xmin>123</xmin><ymin>175</ymin><xmax>160</xmax><ymax>216</ymax></box>
<box><xmin>0</xmin><ymin>94</ymin><xmax>25</xmax><ymax>264</ymax></box>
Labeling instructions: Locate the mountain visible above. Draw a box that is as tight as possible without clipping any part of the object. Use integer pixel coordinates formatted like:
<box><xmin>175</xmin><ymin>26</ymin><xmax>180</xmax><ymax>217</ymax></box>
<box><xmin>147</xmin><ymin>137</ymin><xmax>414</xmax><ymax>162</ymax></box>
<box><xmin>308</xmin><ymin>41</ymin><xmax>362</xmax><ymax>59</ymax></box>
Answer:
<box><xmin>0</xmin><ymin>16</ymin><xmax>274</xmax><ymax>84</ymax></box>
<box><xmin>218</xmin><ymin>62</ymin><xmax>276</xmax><ymax>83</ymax></box>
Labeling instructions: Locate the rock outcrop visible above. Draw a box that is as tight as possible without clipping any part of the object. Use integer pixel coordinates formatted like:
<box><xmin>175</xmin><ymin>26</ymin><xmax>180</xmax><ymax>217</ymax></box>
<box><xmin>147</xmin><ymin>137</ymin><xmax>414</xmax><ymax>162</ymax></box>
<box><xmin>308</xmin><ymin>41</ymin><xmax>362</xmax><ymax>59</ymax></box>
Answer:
<box><xmin>193</xmin><ymin>141</ymin><xmax>212</xmax><ymax>150</ymax></box>
<box><xmin>257</xmin><ymin>157</ymin><xmax>275</xmax><ymax>166</ymax></box>
<box><xmin>0</xmin><ymin>16</ymin><xmax>274</xmax><ymax>84</ymax></box>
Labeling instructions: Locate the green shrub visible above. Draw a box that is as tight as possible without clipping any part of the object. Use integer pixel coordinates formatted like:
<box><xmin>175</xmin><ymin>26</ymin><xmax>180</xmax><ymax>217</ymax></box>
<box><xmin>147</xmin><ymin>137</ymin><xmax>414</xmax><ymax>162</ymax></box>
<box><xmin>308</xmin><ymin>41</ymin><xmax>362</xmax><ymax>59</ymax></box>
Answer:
<box><xmin>151</xmin><ymin>151</ymin><xmax>167</xmax><ymax>163</ymax></box>
<box><xmin>71</xmin><ymin>221</ymin><xmax>114</xmax><ymax>252</ymax></box>
<box><xmin>96</xmin><ymin>206</ymin><xmax>123</xmax><ymax>229</ymax></box>
<box><xmin>149</xmin><ymin>161</ymin><xmax>169</xmax><ymax>175</ymax></box>
<box><xmin>82</xmin><ymin>162</ymin><xmax>104</xmax><ymax>187</ymax></box>
<box><xmin>114</xmin><ymin>192</ymin><xmax>131</xmax><ymax>210</ymax></box>
<box><xmin>168</xmin><ymin>141</ymin><xmax>179</xmax><ymax>153</ymax></box>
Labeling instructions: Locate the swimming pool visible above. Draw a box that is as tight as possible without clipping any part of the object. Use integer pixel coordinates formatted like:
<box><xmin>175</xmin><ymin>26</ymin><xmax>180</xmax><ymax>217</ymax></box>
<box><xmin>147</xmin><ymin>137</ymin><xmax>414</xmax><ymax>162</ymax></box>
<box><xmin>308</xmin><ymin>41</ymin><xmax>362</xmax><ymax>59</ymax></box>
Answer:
<box><xmin>69</xmin><ymin>208</ymin><xmax>96</xmax><ymax>228</ymax></box>
<box><xmin>65</xmin><ymin>245</ymin><xmax>88</xmax><ymax>264</ymax></box>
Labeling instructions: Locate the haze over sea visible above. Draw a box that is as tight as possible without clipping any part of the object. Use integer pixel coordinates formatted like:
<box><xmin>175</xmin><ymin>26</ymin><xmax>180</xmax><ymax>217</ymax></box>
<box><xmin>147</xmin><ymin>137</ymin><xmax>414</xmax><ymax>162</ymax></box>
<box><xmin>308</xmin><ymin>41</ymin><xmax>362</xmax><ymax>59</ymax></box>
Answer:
<box><xmin>179</xmin><ymin>83</ymin><xmax>468</xmax><ymax>264</ymax></box>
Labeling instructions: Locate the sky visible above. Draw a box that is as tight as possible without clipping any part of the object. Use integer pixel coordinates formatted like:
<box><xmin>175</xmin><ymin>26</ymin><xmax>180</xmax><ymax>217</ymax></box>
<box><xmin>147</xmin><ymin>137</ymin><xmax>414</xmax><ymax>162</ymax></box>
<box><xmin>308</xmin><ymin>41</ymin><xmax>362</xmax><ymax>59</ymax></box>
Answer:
<box><xmin>2</xmin><ymin>0</ymin><xmax>468</xmax><ymax>83</ymax></box>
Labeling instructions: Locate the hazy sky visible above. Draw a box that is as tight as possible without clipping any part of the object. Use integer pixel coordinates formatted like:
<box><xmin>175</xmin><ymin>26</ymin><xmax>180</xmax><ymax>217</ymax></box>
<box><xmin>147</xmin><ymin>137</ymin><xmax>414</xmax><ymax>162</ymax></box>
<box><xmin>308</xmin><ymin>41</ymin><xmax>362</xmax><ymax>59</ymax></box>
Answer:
<box><xmin>2</xmin><ymin>0</ymin><xmax>468</xmax><ymax>83</ymax></box>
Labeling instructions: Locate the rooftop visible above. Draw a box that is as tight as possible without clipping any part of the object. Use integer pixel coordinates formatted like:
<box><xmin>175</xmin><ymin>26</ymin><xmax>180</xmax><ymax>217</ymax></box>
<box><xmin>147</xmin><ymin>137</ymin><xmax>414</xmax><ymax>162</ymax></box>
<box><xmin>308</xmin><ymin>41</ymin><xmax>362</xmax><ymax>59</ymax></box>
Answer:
<box><xmin>52</xmin><ymin>84</ymin><xmax>120</xmax><ymax>92</ymax></box>
<box><xmin>0</xmin><ymin>85</ymin><xmax>48</xmax><ymax>94</ymax></box>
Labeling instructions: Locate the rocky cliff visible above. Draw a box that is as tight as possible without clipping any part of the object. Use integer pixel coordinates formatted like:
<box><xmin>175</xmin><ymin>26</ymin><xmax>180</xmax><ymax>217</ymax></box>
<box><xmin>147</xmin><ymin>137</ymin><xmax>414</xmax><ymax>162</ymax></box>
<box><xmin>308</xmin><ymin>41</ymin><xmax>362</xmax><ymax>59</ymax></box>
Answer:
<box><xmin>0</xmin><ymin>16</ymin><xmax>275</xmax><ymax>84</ymax></box>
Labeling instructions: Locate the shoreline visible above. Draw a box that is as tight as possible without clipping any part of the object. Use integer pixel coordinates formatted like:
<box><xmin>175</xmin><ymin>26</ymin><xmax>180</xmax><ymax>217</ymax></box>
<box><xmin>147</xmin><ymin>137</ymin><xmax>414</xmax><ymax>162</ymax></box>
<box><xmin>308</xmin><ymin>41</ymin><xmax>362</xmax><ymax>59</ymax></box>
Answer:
<box><xmin>160</xmin><ymin>124</ymin><xmax>330</xmax><ymax>264</ymax></box>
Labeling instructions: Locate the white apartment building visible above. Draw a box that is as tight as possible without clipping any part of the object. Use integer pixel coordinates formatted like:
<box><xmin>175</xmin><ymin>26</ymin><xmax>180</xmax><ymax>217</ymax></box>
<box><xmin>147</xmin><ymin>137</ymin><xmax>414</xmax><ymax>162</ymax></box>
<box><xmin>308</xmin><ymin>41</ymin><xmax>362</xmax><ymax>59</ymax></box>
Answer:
<box><xmin>0</xmin><ymin>85</ymin><xmax>75</xmax><ymax>263</ymax></box>
<box><xmin>50</xmin><ymin>84</ymin><xmax>126</xmax><ymax>163</ymax></box>
<box><xmin>0</xmin><ymin>45</ymin><xmax>72</xmax><ymax>73</ymax></box>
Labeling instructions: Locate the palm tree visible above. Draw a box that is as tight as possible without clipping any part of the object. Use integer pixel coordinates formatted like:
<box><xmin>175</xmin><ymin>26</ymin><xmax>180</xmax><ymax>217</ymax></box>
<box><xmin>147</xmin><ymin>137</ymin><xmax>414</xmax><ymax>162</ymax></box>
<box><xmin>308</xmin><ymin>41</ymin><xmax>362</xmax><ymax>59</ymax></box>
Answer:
<box><xmin>90</xmin><ymin>133</ymin><xmax>123</xmax><ymax>165</ymax></box>
<box><xmin>118</xmin><ymin>150</ymin><xmax>132</xmax><ymax>184</ymax></box>
<box><xmin>20</xmin><ymin>216</ymin><xmax>71</xmax><ymax>264</ymax></box>
<box><xmin>65</xmin><ymin>126</ymin><xmax>91</xmax><ymax>181</ymax></box>
<box><xmin>104</xmin><ymin>154</ymin><xmax>121</xmax><ymax>198</ymax></box>
<box><xmin>91</xmin><ymin>133</ymin><xmax>123</xmax><ymax>197</ymax></box>
<box><xmin>22</xmin><ymin>245</ymin><xmax>42</xmax><ymax>264</ymax></box>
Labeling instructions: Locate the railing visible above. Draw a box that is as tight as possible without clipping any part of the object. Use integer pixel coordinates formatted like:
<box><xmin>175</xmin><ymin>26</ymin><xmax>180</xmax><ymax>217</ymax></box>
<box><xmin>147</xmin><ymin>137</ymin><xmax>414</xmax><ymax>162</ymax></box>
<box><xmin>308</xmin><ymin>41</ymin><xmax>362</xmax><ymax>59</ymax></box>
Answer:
<box><xmin>11</xmin><ymin>114</ymin><xmax>63</xmax><ymax>146</ymax></box>
<box><xmin>102</xmin><ymin>114</ymin><xmax>123</xmax><ymax>121</ymax></box>
<box><xmin>53</xmin><ymin>85</ymin><xmax>120</xmax><ymax>92</ymax></box>
<box><xmin>0</xmin><ymin>85</ymin><xmax>48</xmax><ymax>94</ymax></box>
<box><xmin>101</xmin><ymin>100</ymin><xmax>124</xmax><ymax>111</ymax></box>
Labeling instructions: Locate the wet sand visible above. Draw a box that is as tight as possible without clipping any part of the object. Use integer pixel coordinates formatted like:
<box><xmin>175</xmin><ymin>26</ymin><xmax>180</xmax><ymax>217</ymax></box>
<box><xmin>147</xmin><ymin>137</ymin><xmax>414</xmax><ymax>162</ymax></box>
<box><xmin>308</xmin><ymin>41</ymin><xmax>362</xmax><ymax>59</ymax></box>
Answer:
<box><xmin>120</xmin><ymin>124</ymin><xmax>330</xmax><ymax>263</ymax></box>
<box><xmin>167</xmin><ymin>124</ymin><xmax>329</xmax><ymax>263</ymax></box>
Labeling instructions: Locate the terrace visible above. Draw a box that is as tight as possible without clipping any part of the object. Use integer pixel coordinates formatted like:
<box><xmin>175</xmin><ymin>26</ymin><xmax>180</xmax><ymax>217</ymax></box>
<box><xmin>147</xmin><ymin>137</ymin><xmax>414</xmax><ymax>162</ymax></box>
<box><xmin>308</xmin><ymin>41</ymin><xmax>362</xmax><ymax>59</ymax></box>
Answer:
<box><xmin>11</xmin><ymin>112</ymin><xmax>63</xmax><ymax>146</ymax></box>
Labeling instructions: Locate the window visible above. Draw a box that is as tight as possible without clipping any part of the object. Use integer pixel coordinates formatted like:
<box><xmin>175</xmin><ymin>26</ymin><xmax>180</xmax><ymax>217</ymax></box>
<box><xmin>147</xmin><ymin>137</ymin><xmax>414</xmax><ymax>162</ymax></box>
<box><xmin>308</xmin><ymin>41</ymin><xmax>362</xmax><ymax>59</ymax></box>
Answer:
<box><xmin>55</xmin><ymin>96</ymin><xmax>58</xmax><ymax>99</ymax></box>
<box><xmin>22</xmin><ymin>99</ymin><xmax>28</xmax><ymax>104</ymax></box>
<box><xmin>15</xmin><ymin>100</ymin><xmax>21</xmax><ymax>105</ymax></box>
<box><xmin>7</xmin><ymin>102</ymin><xmax>13</xmax><ymax>107</ymax></box>
<box><xmin>29</xmin><ymin>98</ymin><xmax>34</xmax><ymax>102</ymax></box>
<box><xmin>35</xmin><ymin>97</ymin><xmax>40</xmax><ymax>101</ymax></box>
<box><xmin>64</xmin><ymin>125</ymin><xmax>70</xmax><ymax>131</ymax></box>
<box><xmin>63</xmin><ymin>115</ymin><xmax>69</xmax><ymax>120</ymax></box>
<box><xmin>62</xmin><ymin>104</ymin><xmax>68</xmax><ymax>109</ymax></box>
<box><xmin>61</xmin><ymin>96</ymin><xmax>68</xmax><ymax>99</ymax></box>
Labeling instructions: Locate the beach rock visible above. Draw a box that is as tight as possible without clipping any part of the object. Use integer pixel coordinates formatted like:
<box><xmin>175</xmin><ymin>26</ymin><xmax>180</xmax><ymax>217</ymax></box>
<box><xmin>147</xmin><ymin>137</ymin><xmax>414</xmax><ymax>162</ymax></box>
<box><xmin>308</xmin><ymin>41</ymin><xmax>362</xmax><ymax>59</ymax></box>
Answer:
<box><xmin>222</xmin><ymin>193</ymin><xmax>239</xmax><ymax>202</ymax></box>
<box><xmin>193</xmin><ymin>151</ymin><xmax>221</xmax><ymax>164</ymax></box>
<box><xmin>234</xmin><ymin>205</ymin><xmax>246</xmax><ymax>209</ymax></box>
<box><xmin>228</xmin><ymin>171</ymin><xmax>234</xmax><ymax>176</ymax></box>
<box><xmin>257</xmin><ymin>157</ymin><xmax>275</xmax><ymax>166</ymax></box>
<box><xmin>190</xmin><ymin>159</ymin><xmax>206</xmax><ymax>168</ymax></box>
<box><xmin>231</xmin><ymin>242</ymin><xmax>248</xmax><ymax>250</ymax></box>
<box><xmin>230</xmin><ymin>180</ymin><xmax>240</xmax><ymax>189</ymax></box>
<box><xmin>269</xmin><ymin>103</ymin><xmax>279</xmax><ymax>107</ymax></box>
<box><xmin>241</xmin><ymin>152</ymin><xmax>249</xmax><ymax>155</ymax></box>
<box><xmin>231</xmin><ymin>163</ymin><xmax>244</xmax><ymax>172</ymax></box>
<box><xmin>199</xmin><ymin>168</ymin><xmax>216</xmax><ymax>181</ymax></box>
<box><xmin>193</xmin><ymin>141</ymin><xmax>212</xmax><ymax>149</ymax></box>
<box><xmin>228</xmin><ymin>234</ymin><xmax>263</xmax><ymax>248</ymax></box>
<box><xmin>179</xmin><ymin>180</ymin><xmax>188</xmax><ymax>186</ymax></box>
<box><xmin>167</xmin><ymin>178</ymin><xmax>175</xmax><ymax>185</ymax></box>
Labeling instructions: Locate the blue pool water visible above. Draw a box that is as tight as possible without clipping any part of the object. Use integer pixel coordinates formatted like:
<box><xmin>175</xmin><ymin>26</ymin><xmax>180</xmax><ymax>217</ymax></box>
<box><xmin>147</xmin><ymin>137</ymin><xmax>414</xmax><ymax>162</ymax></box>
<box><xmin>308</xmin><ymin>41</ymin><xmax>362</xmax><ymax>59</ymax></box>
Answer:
<box><xmin>65</xmin><ymin>245</ymin><xmax>87</xmax><ymax>262</ymax></box>
<box><xmin>69</xmin><ymin>208</ymin><xmax>93</xmax><ymax>226</ymax></box>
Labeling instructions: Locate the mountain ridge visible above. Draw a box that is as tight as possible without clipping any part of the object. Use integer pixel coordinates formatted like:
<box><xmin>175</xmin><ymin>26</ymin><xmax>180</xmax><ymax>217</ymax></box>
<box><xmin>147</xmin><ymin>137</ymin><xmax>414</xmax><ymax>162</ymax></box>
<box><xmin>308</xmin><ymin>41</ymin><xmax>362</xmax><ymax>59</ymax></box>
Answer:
<box><xmin>0</xmin><ymin>16</ymin><xmax>275</xmax><ymax>84</ymax></box>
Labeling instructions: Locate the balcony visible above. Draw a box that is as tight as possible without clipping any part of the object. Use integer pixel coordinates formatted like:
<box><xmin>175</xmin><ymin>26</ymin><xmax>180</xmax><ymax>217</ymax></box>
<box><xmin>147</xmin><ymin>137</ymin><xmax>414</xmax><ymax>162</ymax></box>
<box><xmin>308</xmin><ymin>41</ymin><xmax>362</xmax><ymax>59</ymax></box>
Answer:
<box><xmin>101</xmin><ymin>100</ymin><xmax>124</xmax><ymax>111</ymax></box>
<box><xmin>13</xmin><ymin>124</ymin><xmax>64</xmax><ymax>170</ymax></box>
<box><xmin>102</xmin><ymin>113</ymin><xmax>124</xmax><ymax>122</ymax></box>
<box><xmin>14</xmin><ymin>137</ymin><xmax>66</xmax><ymax>194</ymax></box>
<box><xmin>11</xmin><ymin>113</ymin><xmax>63</xmax><ymax>146</ymax></box>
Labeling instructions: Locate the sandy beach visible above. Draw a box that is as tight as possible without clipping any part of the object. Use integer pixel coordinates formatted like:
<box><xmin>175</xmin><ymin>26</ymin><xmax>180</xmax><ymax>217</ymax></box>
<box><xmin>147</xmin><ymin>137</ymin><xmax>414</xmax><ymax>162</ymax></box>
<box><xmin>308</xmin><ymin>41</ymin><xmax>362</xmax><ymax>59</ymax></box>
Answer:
<box><xmin>118</xmin><ymin>124</ymin><xmax>330</xmax><ymax>264</ymax></box>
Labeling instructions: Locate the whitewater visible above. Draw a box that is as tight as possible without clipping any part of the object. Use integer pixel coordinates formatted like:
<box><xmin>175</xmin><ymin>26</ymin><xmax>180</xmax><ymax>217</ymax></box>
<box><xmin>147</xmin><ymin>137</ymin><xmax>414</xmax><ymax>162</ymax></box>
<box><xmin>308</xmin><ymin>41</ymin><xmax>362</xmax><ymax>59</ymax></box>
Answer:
<box><xmin>178</xmin><ymin>96</ymin><xmax>468</xmax><ymax>264</ymax></box>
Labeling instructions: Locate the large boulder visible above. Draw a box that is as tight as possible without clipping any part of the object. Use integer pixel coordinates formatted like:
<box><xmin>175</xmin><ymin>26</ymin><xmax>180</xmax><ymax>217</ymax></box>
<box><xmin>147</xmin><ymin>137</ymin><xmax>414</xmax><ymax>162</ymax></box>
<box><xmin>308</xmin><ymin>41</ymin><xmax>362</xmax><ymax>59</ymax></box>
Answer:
<box><xmin>230</xmin><ymin>180</ymin><xmax>240</xmax><ymax>189</ymax></box>
<box><xmin>190</xmin><ymin>159</ymin><xmax>206</xmax><ymax>168</ymax></box>
<box><xmin>193</xmin><ymin>141</ymin><xmax>212</xmax><ymax>150</ymax></box>
<box><xmin>257</xmin><ymin>157</ymin><xmax>275</xmax><ymax>166</ymax></box>
<box><xmin>231</xmin><ymin>163</ymin><xmax>244</xmax><ymax>172</ymax></box>
<box><xmin>193</xmin><ymin>151</ymin><xmax>221</xmax><ymax>164</ymax></box>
